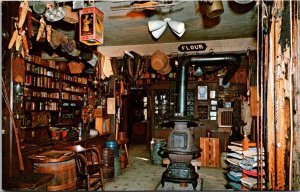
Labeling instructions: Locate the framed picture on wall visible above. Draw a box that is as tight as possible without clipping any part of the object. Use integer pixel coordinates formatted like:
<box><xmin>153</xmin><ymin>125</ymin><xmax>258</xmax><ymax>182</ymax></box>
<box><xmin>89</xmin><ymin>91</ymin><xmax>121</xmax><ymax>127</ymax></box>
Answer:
<box><xmin>198</xmin><ymin>86</ymin><xmax>208</xmax><ymax>100</ymax></box>
<box><xmin>209</xmin><ymin>90</ymin><xmax>216</xmax><ymax>99</ymax></box>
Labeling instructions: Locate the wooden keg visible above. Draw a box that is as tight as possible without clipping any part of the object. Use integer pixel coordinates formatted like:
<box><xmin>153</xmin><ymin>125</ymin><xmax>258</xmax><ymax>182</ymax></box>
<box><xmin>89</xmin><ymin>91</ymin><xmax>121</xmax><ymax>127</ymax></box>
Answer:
<box><xmin>102</xmin><ymin>167</ymin><xmax>114</xmax><ymax>181</ymax></box>
<box><xmin>102</xmin><ymin>148</ymin><xmax>115</xmax><ymax>181</ymax></box>
<box><xmin>31</xmin><ymin>150</ymin><xmax>76</xmax><ymax>191</ymax></box>
<box><xmin>102</xmin><ymin>148</ymin><xmax>114</xmax><ymax>167</ymax></box>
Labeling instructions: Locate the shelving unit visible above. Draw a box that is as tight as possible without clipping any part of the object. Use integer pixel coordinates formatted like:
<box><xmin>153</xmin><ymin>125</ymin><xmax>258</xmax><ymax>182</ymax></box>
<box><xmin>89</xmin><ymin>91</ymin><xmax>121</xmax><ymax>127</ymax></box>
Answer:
<box><xmin>226</xmin><ymin>138</ymin><xmax>265</xmax><ymax>190</ymax></box>
<box><xmin>150</xmin><ymin>81</ymin><xmax>198</xmax><ymax>139</ymax></box>
<box><xmin>22</xmin><ymin>59</ymin><xmax>88</xmax><ymax>129</ymax></box>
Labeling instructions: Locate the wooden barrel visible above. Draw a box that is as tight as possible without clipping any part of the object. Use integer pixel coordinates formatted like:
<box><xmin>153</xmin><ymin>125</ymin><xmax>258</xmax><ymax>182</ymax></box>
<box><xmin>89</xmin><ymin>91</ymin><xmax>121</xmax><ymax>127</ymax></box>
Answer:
<box><xmin>102</xmin><ymin>148</ymin><xmax>115</xmax><ymax>181</ymax></box>
<box><xmin>31</xmin><ymin>150</ymin><xmax>76</xmax><ymax>191</ymax></box>
<box><xmin>102</xmin><ymin>167</ymin><xmax>114</xmax><ymax>181</ymax></box>
<box><xmin>102</xmin><ymin>148</ymin><xmax>114</xmax><ymax>167</ymax></box>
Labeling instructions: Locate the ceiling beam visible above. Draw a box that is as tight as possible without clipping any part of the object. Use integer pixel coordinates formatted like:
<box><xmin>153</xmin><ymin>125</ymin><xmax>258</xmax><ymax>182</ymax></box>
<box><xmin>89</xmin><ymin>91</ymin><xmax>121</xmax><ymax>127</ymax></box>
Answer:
<box><xmin>97</xmin><ymin>37</ymin><xmax>257</xmax><ymax>58</ymax></box>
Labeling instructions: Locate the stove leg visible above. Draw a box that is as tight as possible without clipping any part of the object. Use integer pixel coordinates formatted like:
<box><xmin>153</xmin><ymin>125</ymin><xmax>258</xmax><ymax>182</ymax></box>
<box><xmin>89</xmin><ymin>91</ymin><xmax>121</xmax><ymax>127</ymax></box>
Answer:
<box><xmin>192</xmin><ymin>181</ymin><xmax>197</xmax><ymax>190</ymax></box>
<box><xmin>161</xmin><ymin>179</ymin><xmax>165</xmax><ymax>188</ymax></box>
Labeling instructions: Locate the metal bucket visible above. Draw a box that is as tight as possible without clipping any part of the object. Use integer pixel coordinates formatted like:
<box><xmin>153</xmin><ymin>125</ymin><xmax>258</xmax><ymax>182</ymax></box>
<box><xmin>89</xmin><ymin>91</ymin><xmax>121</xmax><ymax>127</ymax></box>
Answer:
<box><xmin>150</xmin><ymin>138</ymin><xmax>167</xmax><ymax>165</ymax></box>
<box><xmin>105</xmin><ymin>141</ymin><xmax>119</xmax><ymax>157</ymax></box>
<box><xmin>206</xmin><ymin>1</ymin><xmax>224</xmax><ymax>18</ymax></box>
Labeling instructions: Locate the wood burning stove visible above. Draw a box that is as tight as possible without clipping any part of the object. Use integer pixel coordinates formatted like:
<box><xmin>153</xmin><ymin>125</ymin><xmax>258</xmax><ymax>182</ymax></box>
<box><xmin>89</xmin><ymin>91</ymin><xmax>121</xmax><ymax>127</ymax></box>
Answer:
<box><xmin>160</xmin><ymin>54</ymin><xmax>241</xmax><ymax>189</ymax></box>
<box><xmin>160</xmin><ymin>120</ymin><xmax>201</xmax><ymax>189</ymax></box>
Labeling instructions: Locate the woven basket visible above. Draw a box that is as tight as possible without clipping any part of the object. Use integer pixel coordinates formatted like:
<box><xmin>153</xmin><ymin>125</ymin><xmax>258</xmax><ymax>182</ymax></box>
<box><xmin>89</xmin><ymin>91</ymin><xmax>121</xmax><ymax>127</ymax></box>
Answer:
<box><xmin>63</xmin><ymin>6</ymin><xmax>79</xmax><ymax>24</ymax></box>
<box><xmin>68</xmin><ymin>61</ymin><xmax>85</xmax><ymax>74</ymax></box>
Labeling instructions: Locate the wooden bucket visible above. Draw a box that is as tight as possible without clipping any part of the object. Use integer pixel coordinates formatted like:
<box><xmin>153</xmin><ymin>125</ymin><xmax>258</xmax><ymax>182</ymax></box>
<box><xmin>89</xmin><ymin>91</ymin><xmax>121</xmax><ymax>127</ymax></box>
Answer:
<box><xmin>120</xmin><ymin>149</ymin><xmax>127</xmax><ymax>169</ymax></box>
<box><xmin>118</xmin><ymin>132</ymin><xmax>129</xmax><ymax>143</ymax></box>
<box><xmin>151</xmin><ymin>50</ymin><xmax>171</xmax><ymax>75</ymax></box>
<box><xmin>31</xmin><ymin>150</ymin><xmax>76</xmax><ymax>191</ymax></box>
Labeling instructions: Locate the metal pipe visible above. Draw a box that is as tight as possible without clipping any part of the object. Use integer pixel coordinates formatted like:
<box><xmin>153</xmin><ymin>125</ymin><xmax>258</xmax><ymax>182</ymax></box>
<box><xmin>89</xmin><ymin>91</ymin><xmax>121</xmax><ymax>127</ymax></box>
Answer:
<box><xmin>177</xmin><ymin>54</ymin><xmax>241</xmax><ymax>115</ymax></box>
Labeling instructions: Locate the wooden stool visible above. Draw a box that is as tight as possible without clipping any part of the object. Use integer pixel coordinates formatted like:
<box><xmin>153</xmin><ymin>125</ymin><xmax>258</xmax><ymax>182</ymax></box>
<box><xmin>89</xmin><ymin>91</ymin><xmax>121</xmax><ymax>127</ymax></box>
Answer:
<box><xmin>117</xmin><ymin>140</ymin><xmax>130</xmax><ymax>167</ymax></box>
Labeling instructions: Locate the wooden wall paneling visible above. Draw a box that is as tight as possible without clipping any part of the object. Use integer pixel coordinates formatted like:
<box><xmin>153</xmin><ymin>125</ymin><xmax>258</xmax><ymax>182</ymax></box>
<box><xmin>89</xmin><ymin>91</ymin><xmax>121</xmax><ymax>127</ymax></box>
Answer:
<box><xmin>250</xmin><ymin>86</ymin><xmax>259</xmax><ymax>116</ymax></box>
<box><xmin>200</xmin><ymin>137</ymin><xmax>220</xmax><ymax>167</ymax></box>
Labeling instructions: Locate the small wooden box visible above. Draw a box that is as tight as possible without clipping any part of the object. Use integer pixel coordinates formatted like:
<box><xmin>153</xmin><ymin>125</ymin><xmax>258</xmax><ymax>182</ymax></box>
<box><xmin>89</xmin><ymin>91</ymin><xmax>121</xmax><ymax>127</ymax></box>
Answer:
<box><xmin>94</xmin><ymin>109</ymin><xmax>103</xmax><ymax>117</ymax></box>
<box><xmin>79</xmin><ymin>7</ymin><xmax>104</xmax><ymax>46</ymax></box>
<box><xmin>200</xmin><ymin>137</ymin><xmax>220</xmax><ymax>167</ymax></box>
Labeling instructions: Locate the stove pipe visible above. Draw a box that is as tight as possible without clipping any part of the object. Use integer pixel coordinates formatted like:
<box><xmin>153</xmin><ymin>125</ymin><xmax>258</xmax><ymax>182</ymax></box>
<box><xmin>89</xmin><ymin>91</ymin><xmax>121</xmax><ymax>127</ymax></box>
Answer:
<box><xmin>177</xmin><ymin>54</ymin><xmax>241</xmax><ymax>116</ymax></box>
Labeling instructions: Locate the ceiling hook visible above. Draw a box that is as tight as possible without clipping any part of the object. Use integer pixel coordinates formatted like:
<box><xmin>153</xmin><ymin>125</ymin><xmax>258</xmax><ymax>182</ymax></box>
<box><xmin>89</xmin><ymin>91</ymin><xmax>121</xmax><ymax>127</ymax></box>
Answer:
<box><xmin>209</xmin><ymin>48</ymin><xmax>215</xmax><ymax>55</ymax></box>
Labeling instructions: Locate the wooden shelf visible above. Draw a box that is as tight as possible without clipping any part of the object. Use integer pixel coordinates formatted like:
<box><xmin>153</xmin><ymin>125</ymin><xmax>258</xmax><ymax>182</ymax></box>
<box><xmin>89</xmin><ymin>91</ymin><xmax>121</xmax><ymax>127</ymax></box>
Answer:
<box><xmin>25</xmin><ymin>70</ymin><xmax>59</xmax><ymax>79</ymax></box>
<box><xmin>61</xmin><ymin>79</ymin><xmax>87</xmax><ymax>86</ymax></box>
<box><xmin>24</xmin><ymin>96</ymin><xmax>59</xmax><ymax>101</ymax></box>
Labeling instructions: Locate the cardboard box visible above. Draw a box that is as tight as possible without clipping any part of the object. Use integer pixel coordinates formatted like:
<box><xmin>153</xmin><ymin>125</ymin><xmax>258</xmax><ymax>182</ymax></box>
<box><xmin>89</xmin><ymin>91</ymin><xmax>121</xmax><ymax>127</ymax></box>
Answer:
<box><xmin>79</xmin><ymin>7</ymin><xmax>104</xmax><ymax>46</ymax></box>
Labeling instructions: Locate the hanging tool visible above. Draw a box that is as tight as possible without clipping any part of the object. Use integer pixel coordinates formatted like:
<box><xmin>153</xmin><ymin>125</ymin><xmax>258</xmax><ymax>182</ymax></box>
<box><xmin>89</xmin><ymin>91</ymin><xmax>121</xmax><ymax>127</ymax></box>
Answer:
<box><xmin>2</xmin><ymin>76</ymin><xmax>24</xmax><ymax>171</ymax></box>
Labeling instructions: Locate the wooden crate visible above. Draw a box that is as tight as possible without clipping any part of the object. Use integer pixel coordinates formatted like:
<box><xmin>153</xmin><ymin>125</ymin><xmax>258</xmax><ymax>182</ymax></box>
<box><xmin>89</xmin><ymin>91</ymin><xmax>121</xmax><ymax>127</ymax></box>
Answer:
<box><xmin>200</xmin><ymin>137</ymin><xmax>220</xmax><ymax>167</ymax></box>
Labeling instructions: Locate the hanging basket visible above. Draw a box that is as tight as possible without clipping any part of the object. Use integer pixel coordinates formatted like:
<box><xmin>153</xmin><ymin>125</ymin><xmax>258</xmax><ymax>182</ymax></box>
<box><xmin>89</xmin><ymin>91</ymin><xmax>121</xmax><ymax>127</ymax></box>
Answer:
<box><xmin>68</xmin><ymin>61</ymin><xmax>85</xmax><ymax>74</ymax></box>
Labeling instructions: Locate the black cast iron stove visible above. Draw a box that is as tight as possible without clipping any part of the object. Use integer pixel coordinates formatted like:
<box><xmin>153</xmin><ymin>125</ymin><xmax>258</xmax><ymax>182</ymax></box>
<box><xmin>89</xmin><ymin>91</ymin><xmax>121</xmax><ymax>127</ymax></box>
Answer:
<box><xmin>160</xmin><ymin>118</ymin><xmax>201</xmax><ymax>189</ymax></box>
<box><xmin>160</xmin><ymin>54</ymin><xmax>241</xmax><ymax>189</ymax></box>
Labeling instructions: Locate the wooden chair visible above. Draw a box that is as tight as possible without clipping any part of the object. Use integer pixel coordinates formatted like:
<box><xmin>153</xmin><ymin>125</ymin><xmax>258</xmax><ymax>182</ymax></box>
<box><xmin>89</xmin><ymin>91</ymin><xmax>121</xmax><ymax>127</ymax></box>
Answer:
<box><xmin>65</xmin><ymin>145</ymin><xmax>104</xmax><ymax>191</ymax></box>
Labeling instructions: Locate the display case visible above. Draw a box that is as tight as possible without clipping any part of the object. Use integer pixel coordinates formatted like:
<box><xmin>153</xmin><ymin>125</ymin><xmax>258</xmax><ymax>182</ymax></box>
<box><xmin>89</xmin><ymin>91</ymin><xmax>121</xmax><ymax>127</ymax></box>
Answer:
<box><xmin>150</xmin><ymin>81</ymin><xmax>198</xmax><ymax>139</ymax></box>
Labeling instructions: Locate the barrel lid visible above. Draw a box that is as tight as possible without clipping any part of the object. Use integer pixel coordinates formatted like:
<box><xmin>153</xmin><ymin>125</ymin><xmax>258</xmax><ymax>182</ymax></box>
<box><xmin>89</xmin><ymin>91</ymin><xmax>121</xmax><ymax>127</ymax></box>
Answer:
<box><xmin>30</xmin><ymin>150</ymin><xmax>74</xmax><ymax>163</ymax></box>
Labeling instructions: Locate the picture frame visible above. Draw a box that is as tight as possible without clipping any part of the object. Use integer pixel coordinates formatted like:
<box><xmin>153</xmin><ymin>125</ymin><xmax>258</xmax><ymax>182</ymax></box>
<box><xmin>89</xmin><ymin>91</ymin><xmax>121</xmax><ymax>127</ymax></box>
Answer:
<box><xmin>210</xmin><ymin>111</ymin><xmax>217</xmax><ymax>117</ymax></box>
<box><xmin>209</xmin><ymin>90</ymin><xmax>216</xmax><ymax>99</ymax></box>
<box><xmin>198</xmin><ymin>86</ymin><xmax>208</xmax><ymax>100</ymax></box>
<box><xmin>211</xmin><ymin>100</ymin><xmax>218</xmax><ymax>105</ymax></box>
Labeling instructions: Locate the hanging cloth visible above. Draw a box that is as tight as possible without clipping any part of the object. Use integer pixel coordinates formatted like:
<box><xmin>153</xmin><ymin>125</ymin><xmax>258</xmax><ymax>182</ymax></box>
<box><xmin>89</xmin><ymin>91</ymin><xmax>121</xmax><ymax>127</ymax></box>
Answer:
<box><xmin>103</xmin><ymin>55</ymin><xmax>114</xmax><ymax>78</ymax></box>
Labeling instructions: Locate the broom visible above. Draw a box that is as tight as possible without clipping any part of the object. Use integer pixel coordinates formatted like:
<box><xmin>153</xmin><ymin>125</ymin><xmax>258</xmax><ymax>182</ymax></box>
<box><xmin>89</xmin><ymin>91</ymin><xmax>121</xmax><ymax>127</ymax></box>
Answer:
<box><xmin>2</xmin><ymin>76</ymin><xmax>24</xmax><ymax>171</ymax></box>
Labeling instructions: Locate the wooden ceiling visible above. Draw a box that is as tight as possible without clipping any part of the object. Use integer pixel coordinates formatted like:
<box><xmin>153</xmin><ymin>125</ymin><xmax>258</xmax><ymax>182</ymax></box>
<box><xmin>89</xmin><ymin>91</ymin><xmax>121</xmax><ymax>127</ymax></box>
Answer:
<box><xmin>95</xmin><ymin>1</ymin><xmax>257</xmax><ymax>46</ymax></box>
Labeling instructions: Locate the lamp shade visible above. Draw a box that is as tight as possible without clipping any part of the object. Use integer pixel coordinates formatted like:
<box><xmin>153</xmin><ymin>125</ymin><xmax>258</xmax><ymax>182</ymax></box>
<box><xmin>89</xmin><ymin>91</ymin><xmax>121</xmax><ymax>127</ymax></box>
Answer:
<box><xmin>151</xmin><ymin>24</ymin><xmax>167</xmax><ymax>39</ymax></box>
<box><xmin>148</xmin><ymin>20</ymin><xmax>167</xmax><ymax>32</ymax></box>
<box><xmin>167</xmin><ymin>20</ymin><xmax>185</xmax><ymax>34</ymax></box>
<box><xmin>170</xmin><ymin>27</ymin><xmax>186</xmax><ymax>38</ymax></box>
<box><xmin>148</xmin><ymin>18</ymin><xmax>185</xmax><ymax>39</ymax></box>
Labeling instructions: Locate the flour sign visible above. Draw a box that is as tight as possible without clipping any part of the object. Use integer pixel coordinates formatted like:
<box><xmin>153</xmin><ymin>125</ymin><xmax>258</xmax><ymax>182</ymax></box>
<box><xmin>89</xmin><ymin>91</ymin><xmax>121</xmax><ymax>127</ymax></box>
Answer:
<box><xmin>178</xmin><ymin>43</ymin><xmax>207</xmax><ymax>52</ymax></box>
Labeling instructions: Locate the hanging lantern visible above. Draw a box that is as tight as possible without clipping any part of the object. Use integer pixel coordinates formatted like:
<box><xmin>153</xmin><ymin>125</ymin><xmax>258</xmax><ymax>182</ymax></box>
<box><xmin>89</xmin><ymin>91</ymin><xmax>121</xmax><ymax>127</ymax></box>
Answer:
<box><xmin>79</xmin><ymin>7</ymin><xmax>104</xmax><ymax>46</ymax></box>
